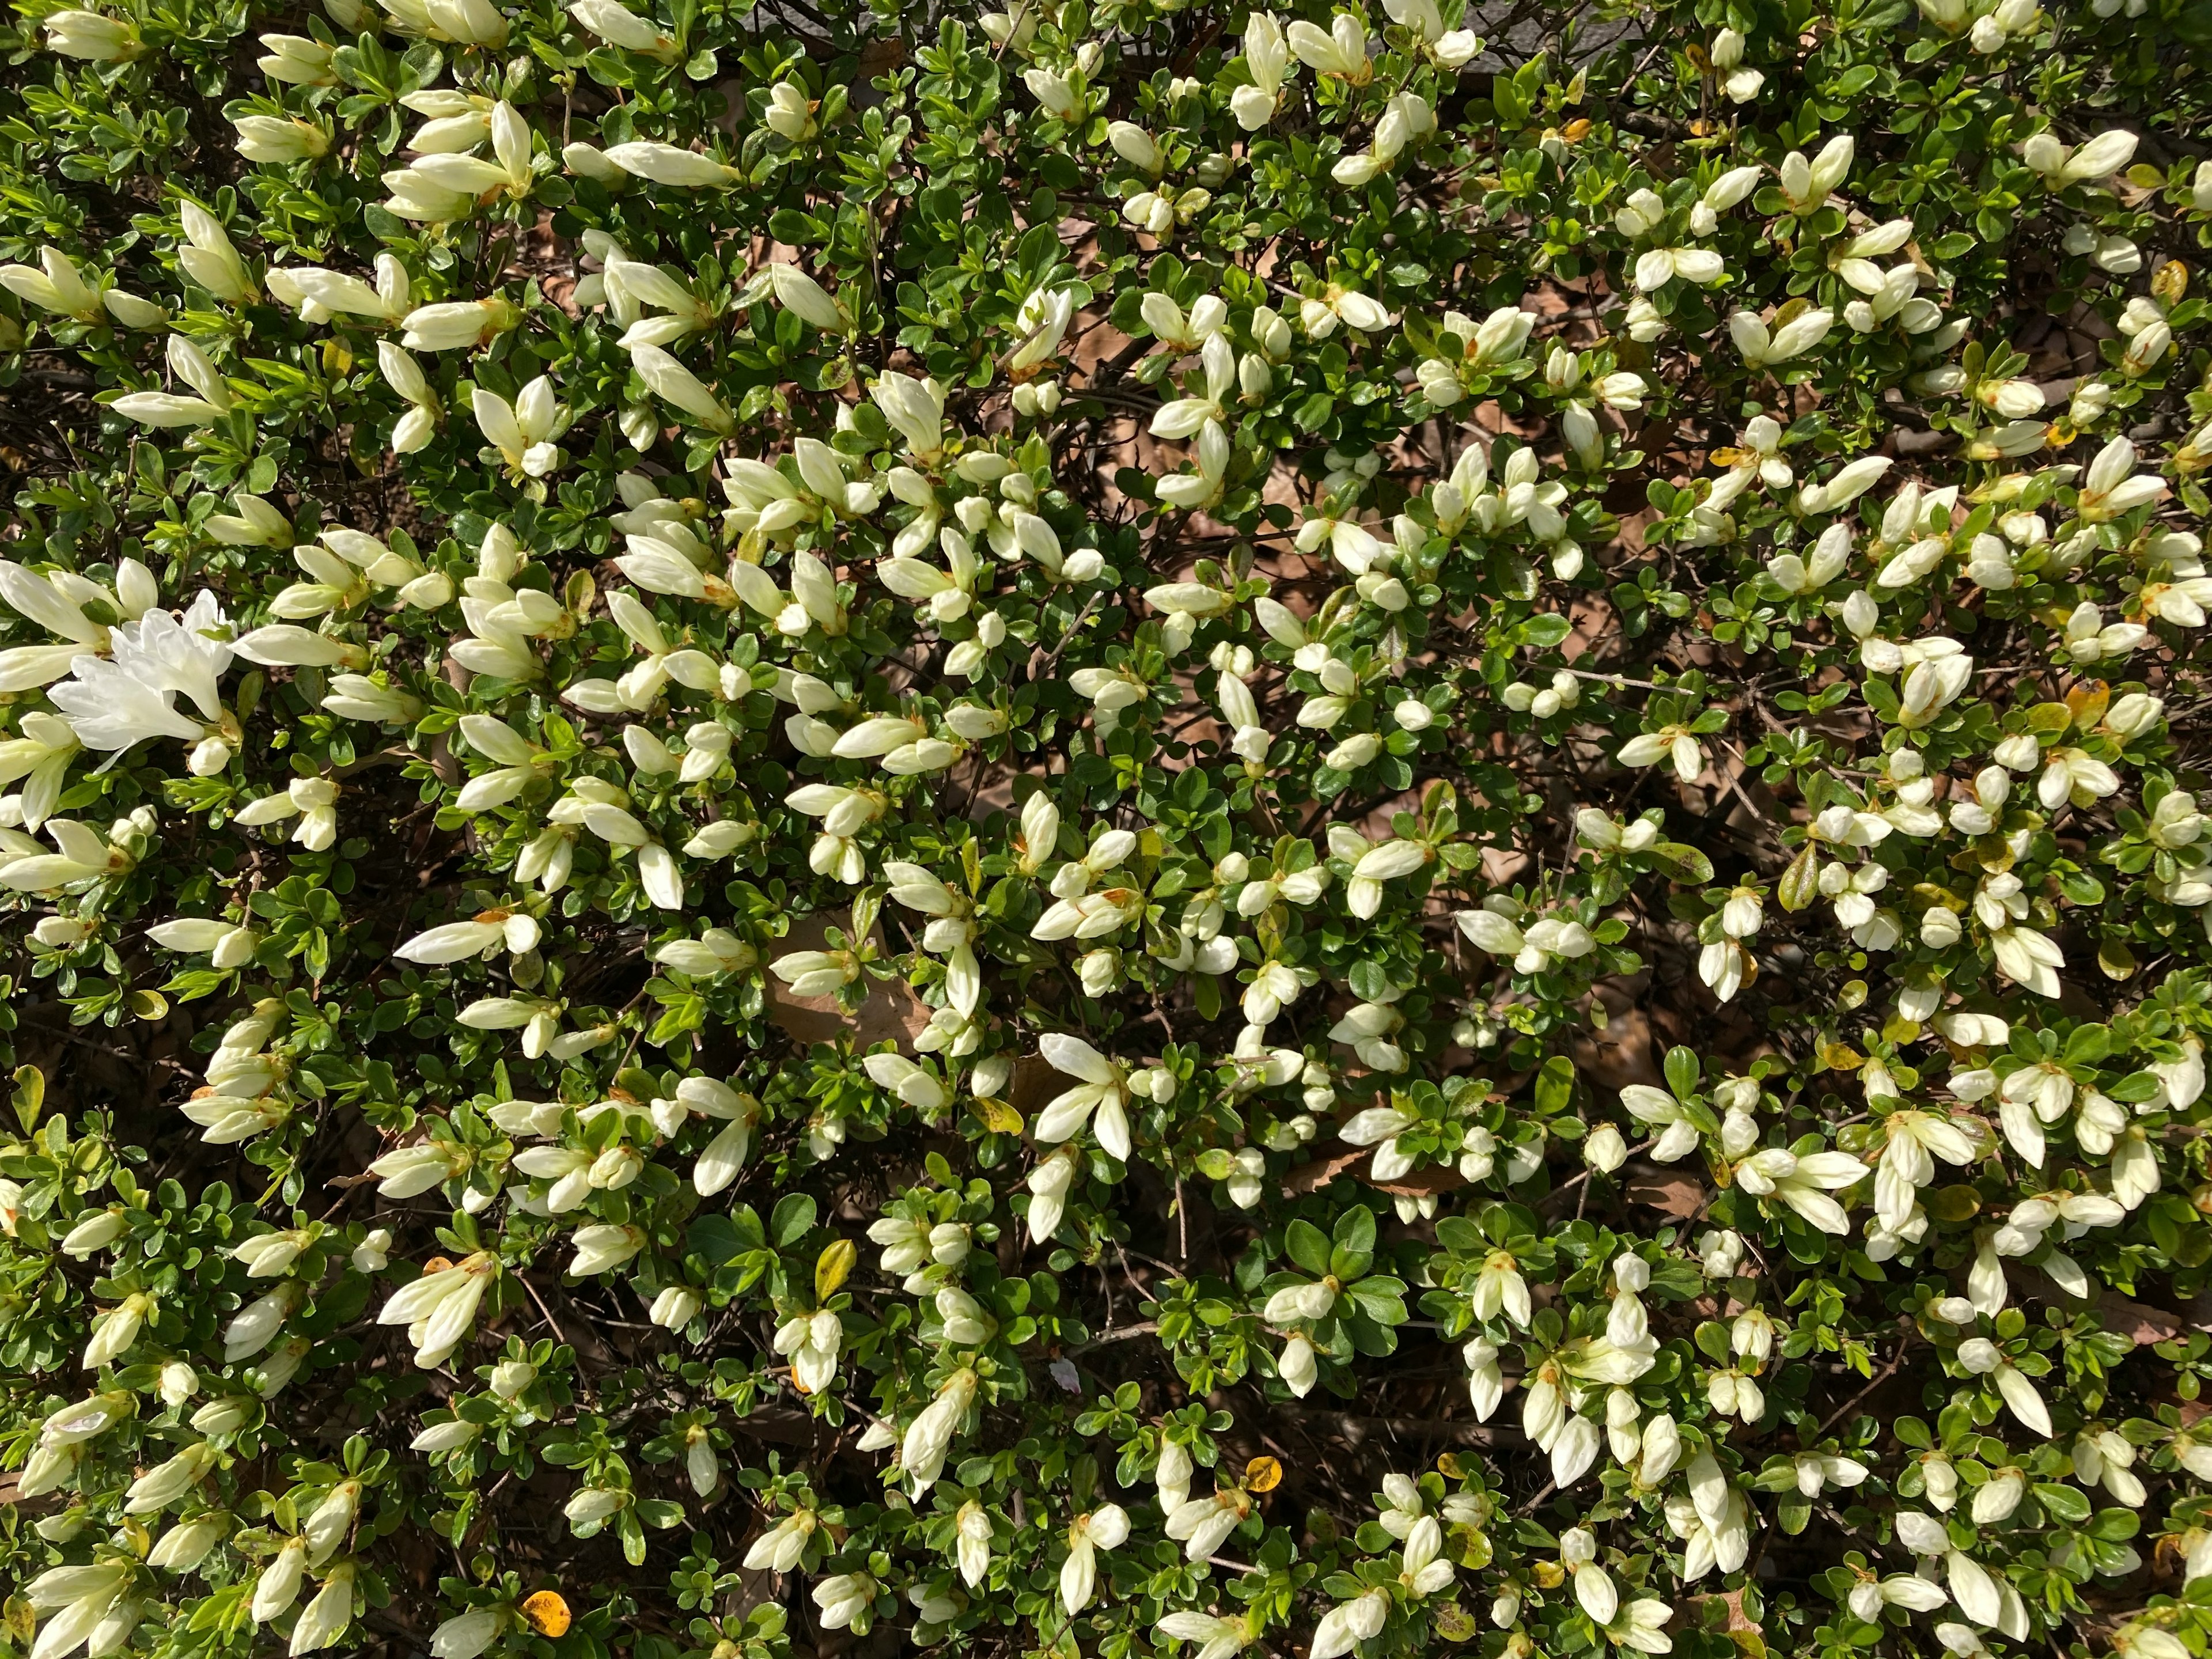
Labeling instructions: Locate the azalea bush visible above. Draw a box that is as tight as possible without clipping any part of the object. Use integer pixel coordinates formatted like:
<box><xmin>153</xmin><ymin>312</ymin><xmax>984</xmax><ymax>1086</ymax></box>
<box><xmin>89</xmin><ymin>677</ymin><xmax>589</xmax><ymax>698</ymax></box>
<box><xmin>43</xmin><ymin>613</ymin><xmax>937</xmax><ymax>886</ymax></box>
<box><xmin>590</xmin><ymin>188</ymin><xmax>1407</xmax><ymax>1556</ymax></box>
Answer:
<box><xmin>4</xmin><ymin>0</ymin><xmax>2212</xmax><ymax>1654</ymax></box>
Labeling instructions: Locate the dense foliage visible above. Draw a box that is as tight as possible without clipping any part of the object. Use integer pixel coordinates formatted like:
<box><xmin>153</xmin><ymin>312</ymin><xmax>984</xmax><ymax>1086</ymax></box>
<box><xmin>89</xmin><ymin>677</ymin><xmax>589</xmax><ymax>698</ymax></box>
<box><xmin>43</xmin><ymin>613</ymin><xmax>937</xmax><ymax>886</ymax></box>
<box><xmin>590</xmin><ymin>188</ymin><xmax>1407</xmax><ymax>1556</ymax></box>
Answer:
<box><xmin>3</xmin><ymin>0</ymin><xmax>2212</xmax><ymax>1653</ymax></box>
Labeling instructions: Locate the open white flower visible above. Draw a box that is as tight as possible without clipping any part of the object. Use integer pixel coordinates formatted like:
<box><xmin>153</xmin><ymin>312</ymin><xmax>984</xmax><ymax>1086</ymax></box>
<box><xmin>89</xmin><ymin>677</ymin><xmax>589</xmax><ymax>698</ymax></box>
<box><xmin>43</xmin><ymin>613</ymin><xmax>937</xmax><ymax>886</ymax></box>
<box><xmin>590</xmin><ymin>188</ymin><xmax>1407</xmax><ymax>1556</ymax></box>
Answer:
<box><xmin>900</xmin><ymin>1366</ymin><xmax>978</xmax><ymax>1494</ymax></box>
<box><xmin>1310</xmin><ymin>1589</ymin><xmax>1389</xmax><ymax>1659</ymax></box>
<box><xmin>377</xmin><ymin>1252</ymin><xmax>497</xmax><ymax>1368</ymax></box>
<box><xmin>1034</xmin><ymin>1033</ymin><xmax>1133</xmax><ymax>1159</ymax></box>
<box><xmin>774</xmin><ymin>1308</ymin><xmax>843</xmax><ymax>1393</ymax></box>
<box><xmin>471</xmin><ymin>377</ymin><xmax>569</xmax><ymax>478</ymax></box>
<box><xmin>1059</xmin><ymin>1503</ymin><xmax>1129</xmax><ymax>1613</ymax></box>
<box><xmin>1156</xmin><ymin>1609</ymin><xmax>1253</xmax><ymax>1659</ymax></box>
<box><xmin>1733</xmin><ymin>1148</ymin><xmax>1869</xmax><ymax>1232</ymax></box>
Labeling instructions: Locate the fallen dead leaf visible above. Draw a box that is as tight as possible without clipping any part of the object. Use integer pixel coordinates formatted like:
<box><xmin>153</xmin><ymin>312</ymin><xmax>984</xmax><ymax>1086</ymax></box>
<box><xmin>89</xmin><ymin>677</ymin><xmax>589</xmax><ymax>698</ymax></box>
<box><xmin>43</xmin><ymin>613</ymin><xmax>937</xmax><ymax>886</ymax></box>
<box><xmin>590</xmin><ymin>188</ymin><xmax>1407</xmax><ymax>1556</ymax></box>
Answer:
<box><xmin>766</xmin><ymin>912</ymin><xmax>933</xmax><ymax>1052</ymax></box>
<box><xmin>1008</xmin><ymin>1054</ymin><xmax>1060</xmax><ymax>1119</ymax></box>
<box><xmin>1283</xmin><ymin>1146</ymin><xmax>1365</xmax><ymax>1195</ymax></box>
<box><xmin>1566</xmin><ymin>983</ymin><xmax>1664</xmax><ymax>1093</ymax></box>
<box><xmin>1687</xmin><ymin>1588</ymin><xmax>1764</xmax><ymax>1654</ymax></box>
<box><xmin>2095</xmin><ymin>1291</ymin><xmax>2184</xmax><ymax>1346</ymax></box>
<box><xmin>1369</xmin><ymin>1163</ymin><xmax>1467</xmax><ymax>1198</ymax></box>
<box><xmin>1624</xmin><ymin>1161</ymin><xmax>1709</xmax><ymax>1218</ymax></box>
<box><xmin>1281</xmin><ymin>1145</ymin><xmax>1465</xmax><ymax>1199</ymax></box>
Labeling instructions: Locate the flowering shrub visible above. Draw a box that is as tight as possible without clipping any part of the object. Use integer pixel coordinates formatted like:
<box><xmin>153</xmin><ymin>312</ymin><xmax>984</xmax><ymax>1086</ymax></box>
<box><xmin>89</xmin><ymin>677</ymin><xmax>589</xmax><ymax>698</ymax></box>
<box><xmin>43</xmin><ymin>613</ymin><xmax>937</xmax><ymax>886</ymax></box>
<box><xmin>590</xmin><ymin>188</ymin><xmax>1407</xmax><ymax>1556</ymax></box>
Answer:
<box><xmin>3</xmin><ymin>0</ymin><xmax>2212</xmax><ymax>1654</ymax></box>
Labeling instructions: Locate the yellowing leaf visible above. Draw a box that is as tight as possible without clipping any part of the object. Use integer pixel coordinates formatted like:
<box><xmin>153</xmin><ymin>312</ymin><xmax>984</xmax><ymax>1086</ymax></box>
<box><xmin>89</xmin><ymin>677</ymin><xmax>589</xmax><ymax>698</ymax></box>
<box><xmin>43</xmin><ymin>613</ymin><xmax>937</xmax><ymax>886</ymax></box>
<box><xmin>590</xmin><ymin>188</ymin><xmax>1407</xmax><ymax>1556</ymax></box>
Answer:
<box><xmin>522</xmin><ymin>1592</ymin><xmax>571</xmax><ymax>1637</ymax></box>
<box><xmin>1777</xmin><ymin>844</ymin><xmax>1819</xmax><ymax>913</ymax></box>
<box><xmin>815</xmin><ymin>1237</ymin><xmax>857</xmax><ymax>1301</ymax></box>
<box><xmin>2066</xmin><ymin>681</ymin><xmax>2110</xmax><ymax>732</ymax></box>
<box><xmin>11</xmin><ymin>1065</ymin><xmax>44</xmax><ymax>1133</ymax></box>
<box><xmin>1927</xmin><ymin>1185</ymin><xmax>1981</xmax><ymax>1224</ymax></box>
<box><xmin>1244</xmin><ymin>1455</ymin><xmax>1282</xmax><ymax>1493</ymax></box>
<box><xmin>1434</xmin><ymin>1602</ymin><xmax>1477</xmax><ymax>1642</ymax></box>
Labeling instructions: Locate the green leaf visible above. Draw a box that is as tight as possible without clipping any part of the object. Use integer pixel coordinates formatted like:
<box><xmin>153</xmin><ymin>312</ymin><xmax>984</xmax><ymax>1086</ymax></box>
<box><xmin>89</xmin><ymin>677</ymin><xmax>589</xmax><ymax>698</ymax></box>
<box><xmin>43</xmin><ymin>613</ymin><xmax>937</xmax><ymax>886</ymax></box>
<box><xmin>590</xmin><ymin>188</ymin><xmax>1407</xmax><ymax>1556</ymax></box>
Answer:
<box><xmin>2034</xmin><ymin>1483</ymin><xmax>2092</xmax><ymax>1522</ymax></box>
<box><xmin>771</xmin><ymin>1194</ymin><xmax>819</xmax><ymax>1247</ymax></box>
<box><xmin>1663</xmin><ymin>1047</ymin><xmax>1700</xmax><ymax>1101</ymax></box>
<box><xmin>1535</xmin><ymin>1056</ymin><xmax>1575</xmax><ymax>1114</ymax></box>
<box><xmin>1331</xmin><ymin>1204</ymin><xmax>1376</xmax><ymax>1257</ymax></box>
<box><xmin>1285</xmin><ymin>1219</ymin><xmax>1332</xmax><ymax>1277</ymax></box>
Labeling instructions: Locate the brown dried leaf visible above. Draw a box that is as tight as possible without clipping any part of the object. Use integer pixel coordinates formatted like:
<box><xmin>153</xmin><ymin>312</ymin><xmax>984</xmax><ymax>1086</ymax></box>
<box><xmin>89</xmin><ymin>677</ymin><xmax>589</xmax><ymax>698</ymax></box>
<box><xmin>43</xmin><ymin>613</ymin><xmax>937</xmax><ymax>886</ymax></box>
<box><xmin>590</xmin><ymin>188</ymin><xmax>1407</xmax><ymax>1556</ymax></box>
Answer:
<box><xmin>2095</xmin><ymin>1291</ymin><xmax>2184</xmax><ymax>1346</ymax></box>
<box><xmin>1369</xmin><ymin>1162</ymin><xmax>1468</xmax><ymax>1198</ymax></box>
<box><xmin>1006</xmin><ymin>1054</ymin><xmax>1061</xmax><ymax>1118</ymax></box>
<box><xmin>1690</xmin><ymin>1589</ymin><xmax>1765</xmax><ymax>1656</ymax></box>
<box><xmin>1279</xmin><ymin>1144</ymin><xmax>1465</xmax><ymax>1199</ymax></box>
<box><xmin>1282</xmin><ymin>1146</ymin><xmax>1366</xmax><ymax>1195</ymax></box>
<box><xmin>1624</xmin><ymin>1161</ymin><xmax>1709</xmax><ymax>1218</ymax></box>
<box><xmin>765</xmin><ymin>912</ymin><xmax>932</xmax><ymax>1052</ymax></box>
